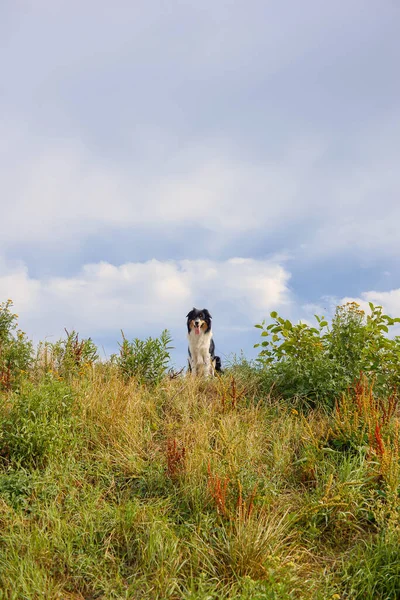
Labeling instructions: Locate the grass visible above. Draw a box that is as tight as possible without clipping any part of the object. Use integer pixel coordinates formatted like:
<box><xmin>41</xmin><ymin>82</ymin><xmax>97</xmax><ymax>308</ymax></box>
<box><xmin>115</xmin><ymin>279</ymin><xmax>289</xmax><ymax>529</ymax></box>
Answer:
<box><xmin>0</xmin><ymin>365</ymin><xmax>399</xmax><ymax>599</ymax></box>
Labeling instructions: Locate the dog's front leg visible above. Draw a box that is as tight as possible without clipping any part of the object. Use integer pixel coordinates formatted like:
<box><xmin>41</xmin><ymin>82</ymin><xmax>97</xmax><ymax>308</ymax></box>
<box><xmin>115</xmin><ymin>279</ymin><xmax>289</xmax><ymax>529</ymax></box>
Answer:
<box><xmin>203</xmin><ymin>355</ymin><xmax>213</xmax><ymax>378</ymax></box>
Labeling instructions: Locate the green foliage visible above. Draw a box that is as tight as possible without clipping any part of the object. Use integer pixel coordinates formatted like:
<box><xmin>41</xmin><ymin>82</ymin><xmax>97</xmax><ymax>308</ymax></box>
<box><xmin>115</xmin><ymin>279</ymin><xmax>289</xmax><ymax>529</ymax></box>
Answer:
<box><xmin>0</xmin><ymin>379</ymin><xmax>78</xmax><ymax>469</ymax></box>
<box><xmin>0</xmin><ymin>368</ymin><xmax>397</xmax><ymax>599</ymax></box>
<box><xmin>254</xmin><ymin>302</ymin><xmax>400</xmax><ymax>406</ymax></box>
<box><xmin>41</xmin><ymin>329</ymin><xmax>99</xmax><ymax>380</ymax></box>
<box><xmin>0</xmin><ymin>299</ymin><xmax>33</xmax><ymax>390</ymax></box>
<box><xmin>116</xmin><ymin>329</ymin><xmax>173</xmax><ymax>385</ymax></box>
<box><xmin>0</xmin><ymin>468</ymin><xmax>34</xmax><ymax>510</ymax></box>
<box><xmin>338</xmin><ymin>533</ymin><xmax>400</xmax><ymax>599</ymax></box>
<box><xmin>1</xmin><ymin>300</ymin><xmax>400</xmax><ymax>598</ymax></box>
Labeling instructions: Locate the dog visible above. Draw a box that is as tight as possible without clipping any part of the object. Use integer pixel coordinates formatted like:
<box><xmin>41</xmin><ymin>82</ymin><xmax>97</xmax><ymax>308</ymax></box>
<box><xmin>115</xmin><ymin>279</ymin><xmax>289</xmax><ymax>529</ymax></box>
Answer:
<box><xmin>186</xmin><ymin>307</ymin><xmax>222</xmax><ymax>376</ymax></box>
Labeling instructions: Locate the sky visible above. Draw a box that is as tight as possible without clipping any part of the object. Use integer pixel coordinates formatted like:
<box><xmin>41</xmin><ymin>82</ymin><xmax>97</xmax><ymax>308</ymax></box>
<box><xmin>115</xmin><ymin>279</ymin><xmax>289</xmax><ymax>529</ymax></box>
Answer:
<box><xmin>1</xmin><ymin>0</ymin><xmax>400</xmax><ymax>367</ymax></box>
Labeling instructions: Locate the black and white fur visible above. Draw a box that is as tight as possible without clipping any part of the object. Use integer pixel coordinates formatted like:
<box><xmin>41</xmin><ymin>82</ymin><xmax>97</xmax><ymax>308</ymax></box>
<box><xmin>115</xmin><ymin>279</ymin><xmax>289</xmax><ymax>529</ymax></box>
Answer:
<box><xmin>186</xmin><ymin>307</ymin><xmax>222</xmax><ymax>376</ymax></box>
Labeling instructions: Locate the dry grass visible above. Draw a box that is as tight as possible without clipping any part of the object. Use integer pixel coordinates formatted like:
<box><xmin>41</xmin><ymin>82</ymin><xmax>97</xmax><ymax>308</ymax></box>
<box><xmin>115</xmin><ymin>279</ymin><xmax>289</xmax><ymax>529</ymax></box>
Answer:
<box><xmin>0</xmin><ymin>368</ymin><xmax>399</xmax><ymax>599</ymax></box>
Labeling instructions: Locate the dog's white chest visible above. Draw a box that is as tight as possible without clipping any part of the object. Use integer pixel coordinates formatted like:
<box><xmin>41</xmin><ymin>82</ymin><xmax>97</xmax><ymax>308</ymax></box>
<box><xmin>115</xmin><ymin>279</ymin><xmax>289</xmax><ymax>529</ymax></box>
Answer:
<box><xmin>188</xmin><ymin>330</ymin><xmax>212</xmax><ymax>358</ymax></box>
<box><xmin>188</xmin><ymin>330</ymin><xmax>213</xmax><ymax>375</ymax></box>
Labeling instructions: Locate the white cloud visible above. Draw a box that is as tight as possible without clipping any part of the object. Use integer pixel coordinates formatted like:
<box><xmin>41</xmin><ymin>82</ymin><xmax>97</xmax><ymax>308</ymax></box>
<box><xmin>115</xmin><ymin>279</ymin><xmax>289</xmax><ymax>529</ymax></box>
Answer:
<box><xmin>2</xmin><ymin>113</ymin><xmax>400</xmax><ymax>263</ymax></box>
<box><xmin>0</xmin><ymin>123</ymin><xmax>321</xmax><ymax>248</ymax></box>
<box><xmin>1</xmin><ymin>1</ymin><xmax>369</xmax><ymax>88</ymax></box>
<box><xmin>342</xmin><ymin>289</ymin><xmax>400</xmax><ymax>320</ymax></box>
<box><xmin>301</xmin><ymin>117</ymin><xmax>400</xmax><ymax>260</ymax></box>
<box><xmin>0</xmin><ymin>260</ymin><xmax>41</xmax><ymax>314</ymax></box>
<box><xmin>1</xmin><ymin>1</ymin><xmax>399</xmax><ymax>367</ymax></box>
<box><xmin>0</xmin><ymin>256</ymin><xmax>291</xmax><ymax>346</ymax></box>
<box><xmin>1</xmin><ymin>1</ymin><xmax>400</xmax><ymax>266</ymax></box>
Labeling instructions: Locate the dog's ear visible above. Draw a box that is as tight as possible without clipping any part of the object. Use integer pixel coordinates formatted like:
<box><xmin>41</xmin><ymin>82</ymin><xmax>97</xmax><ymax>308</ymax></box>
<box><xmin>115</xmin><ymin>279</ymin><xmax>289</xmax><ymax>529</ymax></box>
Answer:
<box><xmin>203</xmin><ymin>309</ymin><xmax>212</xmax><ymax>319</ymax></box>
<box><xmin>186</xmin><ymin>308</ymin><xmax>195</xmax><ymax>318</ymax></box>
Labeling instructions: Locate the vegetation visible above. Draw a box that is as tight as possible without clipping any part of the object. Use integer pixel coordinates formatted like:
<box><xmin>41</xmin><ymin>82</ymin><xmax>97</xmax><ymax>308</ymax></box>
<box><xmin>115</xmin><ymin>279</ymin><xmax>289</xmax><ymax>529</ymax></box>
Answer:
<box><xmin>0</xmin><ymin>300</ymin><xmax>399</xmax><ymax>599</ymax></box>
<box><xmin>0</xmin><ymin>300</ymin><xmax>32</xmax><ymax>391</ymax></box>
<box><xmin>115</xmin><ymin>329</ymin><xmax>173</xmax><ymax>386</ymax></box>
<box><xmin>254</xmin><ymin>301</ymin><xmax>400</xmax><ymax>407</ymax></box>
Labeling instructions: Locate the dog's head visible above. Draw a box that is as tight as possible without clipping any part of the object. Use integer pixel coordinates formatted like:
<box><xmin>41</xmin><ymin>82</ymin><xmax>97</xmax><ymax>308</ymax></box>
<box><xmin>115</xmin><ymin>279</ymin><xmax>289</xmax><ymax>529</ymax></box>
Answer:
<box><xmin>186</xmin><ymin>307</ymin><xmax>212</xmax><ymax>335</ymax></box>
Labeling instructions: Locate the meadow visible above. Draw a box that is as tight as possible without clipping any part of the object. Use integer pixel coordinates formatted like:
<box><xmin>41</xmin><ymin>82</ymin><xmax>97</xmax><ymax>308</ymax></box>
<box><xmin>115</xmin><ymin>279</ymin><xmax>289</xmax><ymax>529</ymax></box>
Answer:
<box><xmin>0</xmin><ymin>300</ymin><xmax>399</xmax><ymax>599</ymax></box>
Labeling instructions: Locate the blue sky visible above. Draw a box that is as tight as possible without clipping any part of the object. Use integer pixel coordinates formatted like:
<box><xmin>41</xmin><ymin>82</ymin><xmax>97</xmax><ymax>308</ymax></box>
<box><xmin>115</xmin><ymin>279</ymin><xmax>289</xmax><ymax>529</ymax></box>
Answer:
<box><xmin>1</xmin><ymin>1</ymin><xmax>400</xmax><ymax>367</ymax></box>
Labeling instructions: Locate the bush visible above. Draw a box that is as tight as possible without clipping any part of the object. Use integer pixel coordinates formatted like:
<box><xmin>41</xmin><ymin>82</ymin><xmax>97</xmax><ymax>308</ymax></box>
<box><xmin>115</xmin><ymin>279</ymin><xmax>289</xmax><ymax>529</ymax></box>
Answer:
<box><xmin>0</xmin><ymin>468</ymin><xmax>34</xmax><ymax>510</ymax></box>
<box><xmin>39</xmin><ymin>329</ymin><xmax>99</xmax><ymax>381</ymax></box>
<box><xmin>115</xmin><ymin>329</ymin><xmax>173</xmax><ymax>386</ymax></box>
<box><xmin>0</xmin><ymin>299</ymin><xmax>33</xmax><ymax>391</ymax></box>
<box><xmin>254</xmin><ymin>302</ymin><xmax>400</xmax><ymax>407</ymax></box>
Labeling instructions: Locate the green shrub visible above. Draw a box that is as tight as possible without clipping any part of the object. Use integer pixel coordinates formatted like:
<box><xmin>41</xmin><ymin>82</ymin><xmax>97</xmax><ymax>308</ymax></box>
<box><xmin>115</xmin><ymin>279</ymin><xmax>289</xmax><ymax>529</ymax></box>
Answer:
<box><xmin>254</xmin><ymin>302</ymin><xmax>400</xmax><ymax>407</ymax></box>
<box><xmin>0</xmin><ymin>379</ymin><xmax>78</xmax><ymax>468</ymax></box>
<box><xmin>115</xmin><ymin>329</ymin><xmax>173</xmax><ymax>386</ymax></box>
<box><xmin>0</xmin><ymin>468</ymin><xmax>34</xmax><ymax>510</ymax></box>
<box><xmin>0</xmin><ymin>299</ymin><xmax>33</xmax><ymax>391</ymax></box>
<box><xmin>39</xmin><ymin>329</ymin><xmax>99</xmax><ymax>381</ymax></box>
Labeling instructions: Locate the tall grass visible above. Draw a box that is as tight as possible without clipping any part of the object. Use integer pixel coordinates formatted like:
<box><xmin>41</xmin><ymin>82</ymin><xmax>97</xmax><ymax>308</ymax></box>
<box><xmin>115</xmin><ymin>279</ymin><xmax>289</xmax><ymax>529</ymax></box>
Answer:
<box><xmin>1</xmin><ymin>366</ymin><xmax>398</xmax><ymax>599</ymax></box>
<box><xmin>0</xmin><ymin>301</ymin><xmax>400</xmax><ymax>598</ymax></box>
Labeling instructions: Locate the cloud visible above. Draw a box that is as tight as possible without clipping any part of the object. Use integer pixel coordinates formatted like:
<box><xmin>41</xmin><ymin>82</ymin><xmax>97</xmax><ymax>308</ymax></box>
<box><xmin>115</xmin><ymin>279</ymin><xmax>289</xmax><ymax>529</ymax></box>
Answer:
<box><xmin>0</xmin><ymin>259</ymin><xmax>41</xmax><ymax>314</ymax></box>
<box><xmin>342</xmin><ymin>288</ymin><xmax>400</xmax><ymax>320</ymax></box>
<box><xmin>2</xmin><ymin>111</ymin><xmax>400</xmax><ymax>268</ymax></box>
<box><xmin>2</xmin><ymin>0</ymin><xmax>400</xmax><ymax>265</ymax></box>
<box><xmin>2</xmin><ymin>1</ymin><xmax>399</xmax><ymax>264</ymax></box>
<box><xmin>2</xmin><ymin>1</ymin><xmax>376</xmax><ymax>91</ymax></box>
<box><xmin>0</xmin><ymin>257</ymin><xmax>291</xmax><ymax>357</ymax></box>
<box><xmin>301</xmin><ymin>117</ymin><xmax>400</xmax><ymax>260</ymax></box>
<box><xmin>1</xmin><ymin>0</ymin><xmax>400</xmax><ymax>358</ymax></box>
<box><xmin>0</xmin><ymin>123</ymin><xmax>322</xmax><ymax>250</ymax></box>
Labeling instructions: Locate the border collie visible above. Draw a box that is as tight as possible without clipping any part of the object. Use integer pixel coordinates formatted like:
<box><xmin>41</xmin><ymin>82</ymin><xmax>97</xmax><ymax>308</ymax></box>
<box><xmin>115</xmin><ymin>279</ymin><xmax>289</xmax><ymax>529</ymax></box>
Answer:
<box><xmin>186</xmin><ymin>307</ymin><xmax>222</xmax><ymax>376</ymax></box>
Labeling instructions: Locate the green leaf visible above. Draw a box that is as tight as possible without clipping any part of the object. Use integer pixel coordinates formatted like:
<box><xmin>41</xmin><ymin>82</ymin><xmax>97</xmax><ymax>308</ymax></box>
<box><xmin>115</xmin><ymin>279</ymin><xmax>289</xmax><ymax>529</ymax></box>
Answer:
<box><xmin>270</xmin><ymin>311</ymin><xmax>278</xmax><ymax>319</ymax></box>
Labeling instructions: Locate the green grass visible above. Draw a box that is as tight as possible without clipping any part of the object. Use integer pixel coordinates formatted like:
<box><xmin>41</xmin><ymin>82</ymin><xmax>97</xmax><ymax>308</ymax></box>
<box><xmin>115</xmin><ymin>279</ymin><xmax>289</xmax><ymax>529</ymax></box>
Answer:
<box><xmin>0</xmin><ymin>365</ymin><xmax>399</xmax><ymax>599</ymax></box>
